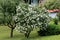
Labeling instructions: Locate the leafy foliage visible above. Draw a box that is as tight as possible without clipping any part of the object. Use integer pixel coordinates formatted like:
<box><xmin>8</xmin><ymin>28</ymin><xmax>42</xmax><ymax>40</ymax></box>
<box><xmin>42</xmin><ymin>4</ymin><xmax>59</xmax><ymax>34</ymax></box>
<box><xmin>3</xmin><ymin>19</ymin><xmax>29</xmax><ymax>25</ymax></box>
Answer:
<box><xmin>0</xmin><ymin>0</ymin><xmax>17</xmax><ymax>37</ymax></box>
<box><xmin>0</xmin><ymin>13</ymin><xmax>4</xmax><ymax>24</ymax></box>
<box><xmin>14</xmin><ymin>3</ymin><xmax>50</xmax><ymax>38</ymax></box>
<box><xmin>39</xmin><ymin>24</ymin><xmax>60</xmax><ymax>36</ymax></box>
<box><xmin>53</xmin><ymin>17</ymin><xmax>59</xmax><ymax>25</ymax></box>
<box><xmin>44</xmin><ymin>0</ymin><xmax>60</xmax><ymax>9</ymax></box>
<box><xmin>0</xmin><ymin>0</ymin><xmax>17</xmax><ymax>25</ymax></box>
<box><xmin>57</xmin><ymin>13</ymin><xmax>60</xmax><ymax>21</ymax></box>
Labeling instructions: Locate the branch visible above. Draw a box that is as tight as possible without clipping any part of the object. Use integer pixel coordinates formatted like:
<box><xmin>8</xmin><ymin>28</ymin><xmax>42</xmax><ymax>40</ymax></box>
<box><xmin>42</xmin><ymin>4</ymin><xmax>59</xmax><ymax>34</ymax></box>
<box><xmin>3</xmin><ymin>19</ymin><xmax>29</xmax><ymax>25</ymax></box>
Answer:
<box><xmin>15</xmin><ymin>20</ymin><xmax>20</xmax><ymax>24</ymax></box>
<box><xmin>7</xmin><ymin>22</ymin><xmax>12</xmax><ymax>28</ymax></box>
<box><xmin>8</xmin><ymin>24</ymin><xmax>12</xmax><ymax>28</ymax></box>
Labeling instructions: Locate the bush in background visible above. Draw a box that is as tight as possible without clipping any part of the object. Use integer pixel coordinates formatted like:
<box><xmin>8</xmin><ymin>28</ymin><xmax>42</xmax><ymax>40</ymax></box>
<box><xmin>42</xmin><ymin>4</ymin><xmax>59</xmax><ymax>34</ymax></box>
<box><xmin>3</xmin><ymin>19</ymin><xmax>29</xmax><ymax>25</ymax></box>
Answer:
<box><xmin>57</xmin><ymin>13</ymin><xmax>60</xmax><ymax>21</ymax></box>
<box><xmin>38</xmin><ymin>24</ymin><xmax>60</xmax><ymax>36</ymax></box>
<box><xmin>53</xmin><ymin>18</ymin><xmax>59</xmax><ymax>25</ymax></box>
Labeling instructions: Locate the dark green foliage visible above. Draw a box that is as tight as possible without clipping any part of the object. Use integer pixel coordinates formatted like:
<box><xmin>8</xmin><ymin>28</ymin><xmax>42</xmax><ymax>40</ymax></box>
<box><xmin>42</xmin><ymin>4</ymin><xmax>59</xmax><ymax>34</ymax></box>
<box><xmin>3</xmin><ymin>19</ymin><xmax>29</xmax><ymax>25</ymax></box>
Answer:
<box><xmin>57</xmin><ymin>13</ymin><xmax>60</xmax><ymax>21</ymax></box>
<box><xmin>54</xmin><ymin>18</ymin><xmax>58</xmax><ymax>25</ymax></box>
<box><xmin>0</xmin><ymin>0</ymin><xmax>17</xmax><ymax>38</ymax></box>
<box><xmin>0</xmin><ymin>13</ymin><xmax>4</xmax><ymax>24</ymax></box>
<box><xmin>12</xmin><ymin>0</ymin><xmax>23</xmax><ymax>5</ymax></box>
<box><xmin>1</xmin><ymin>0</ymin><xmax>16</xmax><ymax>15</ymax></box>
<box><xmin>38</xmin><ymin>24</ymin><xmax>60</xmax><ymax>36</ymax></box>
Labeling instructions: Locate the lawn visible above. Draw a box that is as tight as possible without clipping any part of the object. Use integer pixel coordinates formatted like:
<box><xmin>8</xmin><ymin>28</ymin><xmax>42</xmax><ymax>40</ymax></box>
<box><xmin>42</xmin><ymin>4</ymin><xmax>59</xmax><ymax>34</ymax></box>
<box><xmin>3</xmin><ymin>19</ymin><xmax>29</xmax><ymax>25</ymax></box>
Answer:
<box><xmin>0</xmin><ymin>23</ymin><xmax>60</xmax><ymax>40</ymax></box>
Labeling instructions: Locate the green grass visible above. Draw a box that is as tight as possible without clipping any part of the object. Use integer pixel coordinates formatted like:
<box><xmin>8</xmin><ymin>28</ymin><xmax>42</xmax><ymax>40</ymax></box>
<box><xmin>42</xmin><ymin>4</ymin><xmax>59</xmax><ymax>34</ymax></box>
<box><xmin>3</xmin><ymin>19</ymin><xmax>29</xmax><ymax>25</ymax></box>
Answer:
<box><xmin>0</xmin><ymin>21</ymin><xmax>60</xmax><ymax>40</ymax></box>
<box><xmin>0</xmin><ymin>26</ymin><xmax>60</xmax><ymax>40</ymax></box>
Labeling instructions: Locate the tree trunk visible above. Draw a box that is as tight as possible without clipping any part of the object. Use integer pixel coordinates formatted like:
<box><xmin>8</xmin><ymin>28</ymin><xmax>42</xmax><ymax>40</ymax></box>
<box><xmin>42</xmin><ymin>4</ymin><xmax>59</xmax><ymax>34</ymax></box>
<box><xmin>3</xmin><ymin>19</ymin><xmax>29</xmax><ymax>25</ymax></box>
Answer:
<box><xmin>10</xmin><ymin>28</ymin><xmax>14</xmax><ymax>38</ymax></box>
<box><xmin>25</xmin><ymin>32</ymin><xmax>30</xmax><ymax>38</ymax></box>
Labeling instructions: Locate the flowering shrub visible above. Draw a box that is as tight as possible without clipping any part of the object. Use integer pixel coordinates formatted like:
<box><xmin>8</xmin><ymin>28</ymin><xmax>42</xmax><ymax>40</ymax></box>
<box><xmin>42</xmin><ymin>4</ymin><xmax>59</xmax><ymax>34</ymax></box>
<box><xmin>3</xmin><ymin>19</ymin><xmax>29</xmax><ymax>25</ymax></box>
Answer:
<box><xmin>14</xmin><ymin>3</ymin><xmax>50</xmax><ymax>38</ymax></box>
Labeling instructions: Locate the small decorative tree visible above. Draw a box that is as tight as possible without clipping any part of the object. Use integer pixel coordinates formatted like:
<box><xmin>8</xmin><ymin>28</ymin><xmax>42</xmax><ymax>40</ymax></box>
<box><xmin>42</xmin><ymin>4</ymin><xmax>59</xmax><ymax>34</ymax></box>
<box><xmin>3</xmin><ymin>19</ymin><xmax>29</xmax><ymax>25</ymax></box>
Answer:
<box><xmin>14</xmin><ymin>3</ymin><xmax>50</xmax><ymax>38</ymax></box>
<box><xmin>0</xmin><ymin>0</ymin><xmax>17</xmax><ymax>38</ymax></box>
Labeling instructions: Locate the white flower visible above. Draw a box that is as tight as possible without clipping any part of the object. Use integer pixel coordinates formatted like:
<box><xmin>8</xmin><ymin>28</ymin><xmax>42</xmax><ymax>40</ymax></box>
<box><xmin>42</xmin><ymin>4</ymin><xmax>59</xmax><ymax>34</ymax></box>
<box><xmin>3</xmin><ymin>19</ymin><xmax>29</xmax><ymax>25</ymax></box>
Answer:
<box><xmin>41</xmin><ymin>15</ymin><xmax>43</xmax><ymax>17</ymax></box>
<box><xmin>37</xmin><ymin>18</ymin><xmax>39</xmax><ymax>20</ymax></box>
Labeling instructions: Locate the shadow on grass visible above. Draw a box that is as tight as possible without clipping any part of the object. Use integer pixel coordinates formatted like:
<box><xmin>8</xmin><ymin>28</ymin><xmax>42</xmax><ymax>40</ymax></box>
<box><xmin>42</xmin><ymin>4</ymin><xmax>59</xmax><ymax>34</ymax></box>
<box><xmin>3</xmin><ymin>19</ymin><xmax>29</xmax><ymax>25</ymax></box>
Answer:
<box><xmin>2</xmin><ymin>33</ymin><xmax>60</xmax><ymax>40</ymax></box>
<box><xmin>2</xmin><ymin>33</ymin><xmax>40</xmax><ymax>40</ymax></box>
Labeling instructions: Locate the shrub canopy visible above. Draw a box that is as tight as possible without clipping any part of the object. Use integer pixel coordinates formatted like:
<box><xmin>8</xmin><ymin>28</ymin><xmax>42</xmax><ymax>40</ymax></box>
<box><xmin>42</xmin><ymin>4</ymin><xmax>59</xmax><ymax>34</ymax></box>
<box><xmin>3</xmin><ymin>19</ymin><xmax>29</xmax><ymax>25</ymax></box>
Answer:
<box><xmin>14</xmin><ymin>3</ymin><xmax>50</xmax><ymax>35</ymax></box>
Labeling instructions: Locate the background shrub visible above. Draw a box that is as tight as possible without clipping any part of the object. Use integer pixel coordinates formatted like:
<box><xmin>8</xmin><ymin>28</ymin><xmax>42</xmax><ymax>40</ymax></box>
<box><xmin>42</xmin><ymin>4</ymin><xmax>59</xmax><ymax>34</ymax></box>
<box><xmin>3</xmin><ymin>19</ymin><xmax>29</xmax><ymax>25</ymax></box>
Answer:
<box><xmin>38</xmin><ymin>24</ymin><xmax>60</xmax><ymax>36</ymax></box>
<box><xmin>57</xmin><ymin>13</ymin><xmax>60</xmax><ymax>21</ymax></box>
<box><xmin>53</xmin><ymin>18</ymin><xmax>59</xmax><ymax>25</ymax></box>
